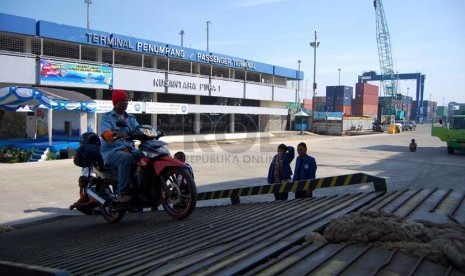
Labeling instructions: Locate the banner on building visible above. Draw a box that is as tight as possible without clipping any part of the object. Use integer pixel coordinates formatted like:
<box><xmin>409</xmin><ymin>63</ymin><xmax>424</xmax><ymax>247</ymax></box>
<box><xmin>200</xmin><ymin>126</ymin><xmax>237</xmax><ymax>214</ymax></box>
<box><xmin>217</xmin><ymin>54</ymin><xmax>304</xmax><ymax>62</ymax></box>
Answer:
<box><xmin>39</xmin><ymin>59</ymin><xmax>113</xmax><ymax>88</ymax></box>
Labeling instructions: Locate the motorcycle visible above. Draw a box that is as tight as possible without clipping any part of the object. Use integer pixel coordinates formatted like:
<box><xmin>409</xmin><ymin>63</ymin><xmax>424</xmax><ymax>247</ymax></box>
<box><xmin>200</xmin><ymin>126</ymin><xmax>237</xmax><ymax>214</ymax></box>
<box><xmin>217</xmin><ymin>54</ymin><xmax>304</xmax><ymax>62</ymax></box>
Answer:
<box><xmin>70</xmin><ymin>122</ymin><xmax>197</xmax><ymax>223</ymax></box>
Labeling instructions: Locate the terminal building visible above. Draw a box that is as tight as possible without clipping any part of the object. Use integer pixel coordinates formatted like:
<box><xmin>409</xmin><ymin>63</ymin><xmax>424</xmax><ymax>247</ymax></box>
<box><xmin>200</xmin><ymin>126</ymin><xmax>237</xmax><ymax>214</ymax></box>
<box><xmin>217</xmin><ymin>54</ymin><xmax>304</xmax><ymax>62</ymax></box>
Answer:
<box><xmin>0</xmin><ymin>13</ymin><xmax>303</xmax><ymax>139</ymax></box>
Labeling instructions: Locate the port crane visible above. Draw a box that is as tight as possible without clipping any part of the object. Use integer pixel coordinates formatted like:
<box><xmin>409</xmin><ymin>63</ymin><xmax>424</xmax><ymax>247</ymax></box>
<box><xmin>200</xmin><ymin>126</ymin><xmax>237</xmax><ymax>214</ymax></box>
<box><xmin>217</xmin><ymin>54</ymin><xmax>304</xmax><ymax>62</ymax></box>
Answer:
<box><xmin>359</xmin><ymin>1</ymin><xmax>426</xmax><ymax>122</ymax></box>
<box><xmin>373</xmin><ymin>0</ymin><xmax>402</xmax><ymax>119</ymax></box>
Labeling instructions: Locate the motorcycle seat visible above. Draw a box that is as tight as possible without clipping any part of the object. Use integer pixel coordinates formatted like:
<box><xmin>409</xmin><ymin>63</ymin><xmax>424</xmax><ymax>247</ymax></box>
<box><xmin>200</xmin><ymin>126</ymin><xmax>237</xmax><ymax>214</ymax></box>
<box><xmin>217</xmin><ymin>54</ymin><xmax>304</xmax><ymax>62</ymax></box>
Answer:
<box><xmin>94</xmin><ymin>164</ymin><xmax>115</xmax><ymax>172</ymax></box>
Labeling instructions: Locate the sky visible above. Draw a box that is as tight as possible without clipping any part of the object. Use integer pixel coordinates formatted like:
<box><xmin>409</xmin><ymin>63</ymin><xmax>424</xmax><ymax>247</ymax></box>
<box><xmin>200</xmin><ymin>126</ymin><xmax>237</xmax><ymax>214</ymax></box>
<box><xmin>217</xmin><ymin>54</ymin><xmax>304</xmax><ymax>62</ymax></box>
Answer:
<box><xmin>1</xmin><ymin>0</ymin><xmax>464</xmax><ymax>105</ymax></box>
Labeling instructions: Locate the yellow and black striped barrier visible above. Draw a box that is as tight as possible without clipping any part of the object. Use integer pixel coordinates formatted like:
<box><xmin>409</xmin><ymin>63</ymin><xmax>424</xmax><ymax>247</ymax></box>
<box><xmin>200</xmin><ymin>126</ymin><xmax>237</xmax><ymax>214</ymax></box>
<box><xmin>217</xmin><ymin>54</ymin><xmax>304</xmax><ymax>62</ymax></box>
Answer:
<box><xmin>197</xmin><ymin>172</ymin><xmax>386</xmax><ymax>204</ymax></box>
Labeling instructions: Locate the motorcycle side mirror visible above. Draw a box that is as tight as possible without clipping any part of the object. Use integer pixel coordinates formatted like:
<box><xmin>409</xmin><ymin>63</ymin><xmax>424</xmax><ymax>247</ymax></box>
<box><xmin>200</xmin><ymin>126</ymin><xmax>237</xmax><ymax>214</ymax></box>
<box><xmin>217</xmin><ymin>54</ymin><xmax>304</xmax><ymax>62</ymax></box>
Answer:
<box><xmin>116</xmin><ymin>121</ymin><xmax>128</xmax><ymax>128</ymax></box>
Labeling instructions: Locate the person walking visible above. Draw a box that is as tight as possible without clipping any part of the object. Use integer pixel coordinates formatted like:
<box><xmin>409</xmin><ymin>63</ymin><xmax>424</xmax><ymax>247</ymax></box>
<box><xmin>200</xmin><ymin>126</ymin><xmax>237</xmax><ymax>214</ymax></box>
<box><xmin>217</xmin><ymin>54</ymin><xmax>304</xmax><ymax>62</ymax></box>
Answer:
<box><xmin>267</xmin><ymin>144</ymin><xmax>294</xmax><ymax>200</ymax></box>
<box><xmin>293</xmin><ymin>142</ymin><xmax>317</xmax><ymax>198</ymax></box>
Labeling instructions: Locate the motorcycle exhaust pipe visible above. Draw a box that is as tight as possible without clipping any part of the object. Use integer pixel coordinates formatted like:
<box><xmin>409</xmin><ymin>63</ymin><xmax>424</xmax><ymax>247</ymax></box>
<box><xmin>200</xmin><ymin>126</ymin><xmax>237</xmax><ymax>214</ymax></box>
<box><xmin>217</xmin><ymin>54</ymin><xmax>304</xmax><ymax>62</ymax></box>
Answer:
<box><xmin>86</xmin><ymin>186</ymin><xmax>106</xmax><ymax>205</ymax></box>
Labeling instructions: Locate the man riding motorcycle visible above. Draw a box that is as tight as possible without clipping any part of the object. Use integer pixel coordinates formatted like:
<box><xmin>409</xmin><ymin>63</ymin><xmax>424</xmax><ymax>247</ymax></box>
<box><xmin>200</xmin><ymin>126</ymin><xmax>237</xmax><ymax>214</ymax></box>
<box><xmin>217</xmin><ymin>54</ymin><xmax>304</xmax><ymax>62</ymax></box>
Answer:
<box><xmin>100</xmin><ymin>89</ymin><xmax>142</xmax><ymax>203</ymax></box>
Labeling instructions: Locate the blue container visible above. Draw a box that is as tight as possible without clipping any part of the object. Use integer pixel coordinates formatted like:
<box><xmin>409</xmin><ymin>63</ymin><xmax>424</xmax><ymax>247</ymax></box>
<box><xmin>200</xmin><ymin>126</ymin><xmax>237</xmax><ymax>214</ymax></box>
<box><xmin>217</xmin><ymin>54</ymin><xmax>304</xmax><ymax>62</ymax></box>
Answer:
<box><xmin>332</xmin><ymin>86</ymin><xmax>353</xmax><ymax>105</ymax></box>
<box><xmin>326</xmin><ymin>86</ymin><xmax>335</xmax><ymax>106</ymax></box>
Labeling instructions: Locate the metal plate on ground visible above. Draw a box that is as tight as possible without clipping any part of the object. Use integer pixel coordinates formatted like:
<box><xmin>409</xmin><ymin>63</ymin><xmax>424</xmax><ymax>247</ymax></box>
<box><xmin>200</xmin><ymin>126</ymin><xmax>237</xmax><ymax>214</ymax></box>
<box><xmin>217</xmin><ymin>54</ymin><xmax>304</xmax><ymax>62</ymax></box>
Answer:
<box><xmin>0</xmin><ymin>189</ymin><xmax>464</xmax><ymax>275</ymax></box>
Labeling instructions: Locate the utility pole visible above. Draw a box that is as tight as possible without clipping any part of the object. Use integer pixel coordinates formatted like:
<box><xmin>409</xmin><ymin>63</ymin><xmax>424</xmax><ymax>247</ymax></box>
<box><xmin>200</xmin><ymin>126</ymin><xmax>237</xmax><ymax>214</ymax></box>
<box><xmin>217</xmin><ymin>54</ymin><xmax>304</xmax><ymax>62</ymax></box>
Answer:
<box><xmin>179</xmin><ymin>30</ymin><xmax>185</xmax><ymax>47</ymax></box>
<box><xmin>84</xmin><ymin>0</ymin><xmax>92</xmax><ymax>29</ymax></box>
<box><xmin>338</xmin><ymin>68</ymin><xmax>341</xmax><ymax>85</ymax></box>
<box><xmin>310</xmin><ymin>31</ymin><xmax>320</xmax><ymax>132</ymax></box>
<box><xmin>206</xmin><ymin>21</ymin><xmax>211</xmax><ymax>52</ymax></box>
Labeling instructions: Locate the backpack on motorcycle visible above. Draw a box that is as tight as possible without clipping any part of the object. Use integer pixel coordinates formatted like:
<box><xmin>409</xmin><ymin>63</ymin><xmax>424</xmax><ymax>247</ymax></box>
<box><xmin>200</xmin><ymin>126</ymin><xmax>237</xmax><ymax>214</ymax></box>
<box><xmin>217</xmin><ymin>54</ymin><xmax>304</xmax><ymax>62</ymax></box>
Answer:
<box><xmin>74</xmin><ymin>132</ymin><xmax>103</xmax><ymax>168</ymax></box>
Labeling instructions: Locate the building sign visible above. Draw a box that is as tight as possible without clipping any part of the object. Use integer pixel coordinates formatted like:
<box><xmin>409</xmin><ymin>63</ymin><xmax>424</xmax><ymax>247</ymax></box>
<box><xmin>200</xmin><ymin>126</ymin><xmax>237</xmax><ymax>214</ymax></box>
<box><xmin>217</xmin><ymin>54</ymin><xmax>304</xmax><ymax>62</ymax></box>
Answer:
<box><xmin>95</xmin><ymin>100</ymin><xmax>187</xmax><ymax>115</ymax></box>
<box><xmin>39</xmin><ymin>59</ymin><xmax>113</xmax><ymax>88</ymax></box>
<box><xmin>286</xmin><ymin>102</ymin><xmax>300</xmax><ymax>109</ymax></box>
<box><xmin>146</xmin><ymin>102</ymin><xmax>188</xmax><ymax>115</ymax></box>
<box><xmin>153</xmin><ymin>78</ymin><xmax>221</xmax><ymax>92</ymax></box>
<box><xmin>85</xmin><ymin>32</ymin><xmax>257</xmax><ymax>70</ymax></box>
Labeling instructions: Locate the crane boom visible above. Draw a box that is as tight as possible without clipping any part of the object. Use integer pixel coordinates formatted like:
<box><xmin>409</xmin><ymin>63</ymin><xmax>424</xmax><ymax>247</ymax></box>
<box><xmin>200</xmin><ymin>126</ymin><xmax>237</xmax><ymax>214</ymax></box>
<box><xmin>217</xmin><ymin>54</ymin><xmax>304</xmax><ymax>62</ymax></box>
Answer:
<box><xmin>374</xmin><ymin>0</ymin><xmax>398</xmax><ymax>115</ymax></box>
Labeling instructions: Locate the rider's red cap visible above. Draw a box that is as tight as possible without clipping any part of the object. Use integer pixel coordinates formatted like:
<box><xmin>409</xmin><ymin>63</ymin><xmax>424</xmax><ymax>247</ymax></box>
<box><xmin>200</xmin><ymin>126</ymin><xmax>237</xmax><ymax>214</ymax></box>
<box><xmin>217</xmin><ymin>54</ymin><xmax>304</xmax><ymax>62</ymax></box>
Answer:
<box><xmin>112</xmin><ymin>89</ymin><xmax>128</xmax><ymax>106</ymax></box>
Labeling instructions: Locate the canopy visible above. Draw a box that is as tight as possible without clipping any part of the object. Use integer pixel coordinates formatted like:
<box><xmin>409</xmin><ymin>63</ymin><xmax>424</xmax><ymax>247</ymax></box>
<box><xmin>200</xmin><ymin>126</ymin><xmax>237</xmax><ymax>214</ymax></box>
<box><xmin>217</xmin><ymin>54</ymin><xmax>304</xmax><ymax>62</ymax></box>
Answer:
<box><xmin>294</xmin><ymin>110</ymin><xmax>310</xmax><ymax>117</ymax></box>
<box><xmin>0</xmin><ymin>86</ymin><xmax>97</xmax><ymax>146</ymax></box>
<box><xmin>0</xmin><ymin>86</ymin><xmax>96</xmax><ymax>112</ymax></box>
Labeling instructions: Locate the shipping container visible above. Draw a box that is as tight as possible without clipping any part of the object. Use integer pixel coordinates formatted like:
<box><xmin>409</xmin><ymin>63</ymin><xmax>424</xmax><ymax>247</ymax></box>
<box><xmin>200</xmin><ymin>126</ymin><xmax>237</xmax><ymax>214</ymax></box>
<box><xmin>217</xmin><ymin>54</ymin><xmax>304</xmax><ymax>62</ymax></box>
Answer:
<box><xmin>355</xmin><ymin>94</ymin><xmax>378</xmax><ymax>106</ymax></box>
<box><xmin>327</xmin><ymin>86</ymin><xmax>353</xmax><ymax>106</ymax></box>
<box><xmin>303</xmin><ymin>98</ymin><xmax>313</xmax><ymax>110</ymax></box>
<box><xmin>326</xmin><ymin>86</ymin><xmax>335</xmax><ymax>107</ymax></box>
<box><xmin>355</xmin><ymin>83</ymin><xmax>378</xmax><ymax>96</ymax></box>
<box><xmin>326</xmin><ymin>105</ymin><xmax>335</xmax><ymax>112</ymax></box>
<box><xmin>315</xmin><ymin>104</ymin><xmax>327</xmax><ymax>112</ymax></box>
<box><xmin>314</xmin><ymin>96</ymin><xmax>326</xmax><ymax>104</ymax></box>
<box><xmin>354</xmin><ymin>103</ymin><xmax>378</xmax><ymax>116</ymax></box>
<box><xmin>335</xmin><ymin>104</ymin><xmax>352</xmax><ymax>115</ymax></box>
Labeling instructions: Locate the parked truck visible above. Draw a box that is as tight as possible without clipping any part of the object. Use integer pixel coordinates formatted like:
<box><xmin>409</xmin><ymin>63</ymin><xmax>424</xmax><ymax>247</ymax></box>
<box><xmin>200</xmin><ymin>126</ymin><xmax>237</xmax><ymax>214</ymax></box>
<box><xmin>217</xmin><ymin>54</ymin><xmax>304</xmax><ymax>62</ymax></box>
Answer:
<box><xmin>431</xmin><ymin>113</ymin><xmax>465</xmax><ymax>154</ymax></box>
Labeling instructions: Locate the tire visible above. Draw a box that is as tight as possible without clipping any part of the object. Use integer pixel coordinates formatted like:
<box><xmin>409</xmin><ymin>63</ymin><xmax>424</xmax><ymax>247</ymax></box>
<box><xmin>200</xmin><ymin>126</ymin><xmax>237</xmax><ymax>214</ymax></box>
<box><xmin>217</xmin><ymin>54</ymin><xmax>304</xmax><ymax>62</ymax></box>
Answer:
<box><xmin>100</xmin><ymin>200</ymin><xmax>126</xmax><ymax>223</ymax></box>
<box><xmin>160</xmin><ymin>167</ymin><xmax>197</xmax><ymax>219</ymax></box>
<box><xmin>99</xmin><ymin>186</ymin><xmax>126</xmax><ymax>223</ymax></box>
<box><xmin>447</xmin><ymin>146</ymin><xmax>454</xmax><ymax>155</ymax></box>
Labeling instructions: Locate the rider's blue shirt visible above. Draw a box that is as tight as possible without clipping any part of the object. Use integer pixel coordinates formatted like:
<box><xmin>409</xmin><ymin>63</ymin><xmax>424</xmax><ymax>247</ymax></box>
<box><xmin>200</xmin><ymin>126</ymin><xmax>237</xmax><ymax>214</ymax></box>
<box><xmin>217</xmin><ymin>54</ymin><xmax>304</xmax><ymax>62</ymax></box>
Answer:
<box><xmin>99</xmin><ymin>109</ymin><xmax>140</xmax><ymax>162</ymax></box>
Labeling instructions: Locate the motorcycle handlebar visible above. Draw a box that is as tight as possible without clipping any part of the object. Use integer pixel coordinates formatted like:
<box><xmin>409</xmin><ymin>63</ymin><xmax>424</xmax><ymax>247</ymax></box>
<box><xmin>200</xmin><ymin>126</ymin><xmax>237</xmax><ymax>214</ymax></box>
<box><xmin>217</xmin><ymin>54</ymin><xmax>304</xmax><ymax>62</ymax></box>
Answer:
<box><xmin>113</xmin><ymin>123</ymin><xmax>164</xmax><ymax>141</ymax></box>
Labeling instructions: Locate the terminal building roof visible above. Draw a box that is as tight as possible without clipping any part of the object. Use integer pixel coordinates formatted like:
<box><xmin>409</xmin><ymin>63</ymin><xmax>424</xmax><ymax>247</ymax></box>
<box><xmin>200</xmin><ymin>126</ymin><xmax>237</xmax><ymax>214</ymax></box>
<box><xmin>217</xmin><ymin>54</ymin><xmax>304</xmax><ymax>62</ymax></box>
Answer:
<box><xmin>0</xmin><ymin>12</ymin><xmax>304</xmax><ymax>80</ymax></box>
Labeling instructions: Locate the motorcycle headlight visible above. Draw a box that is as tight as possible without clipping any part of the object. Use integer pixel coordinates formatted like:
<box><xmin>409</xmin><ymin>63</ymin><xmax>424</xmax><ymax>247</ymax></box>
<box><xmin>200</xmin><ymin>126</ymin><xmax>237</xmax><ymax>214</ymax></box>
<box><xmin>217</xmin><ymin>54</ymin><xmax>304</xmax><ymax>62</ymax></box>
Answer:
<box><xmin>141</xmin><ymin>150</ymin><xmax>158</xmax><ymax>158</ymax></box>
<box><xmin>160</xmin><ymin>146</ymin><xmax>170</xmax><ymax>155</ymax></box>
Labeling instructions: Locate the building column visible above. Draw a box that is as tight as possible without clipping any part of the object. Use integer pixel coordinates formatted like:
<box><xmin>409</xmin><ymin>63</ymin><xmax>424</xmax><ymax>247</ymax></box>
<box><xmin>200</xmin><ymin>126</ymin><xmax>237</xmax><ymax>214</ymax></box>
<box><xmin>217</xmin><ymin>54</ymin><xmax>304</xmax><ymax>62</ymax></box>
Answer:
<box><xmin>24</xmin><ymin>37</ymin><xmax>32</xmax><ymax>53</ymax></box>
<box><xmin>95</xmin><ymin>89</ymin><xmax>103</xmax><ymax>134</ymax></box>
<box><xmin>230</xmin><ymin>113</ymin><xmax>235</xmax><ymax>133</ymax></box>
<box><xmin>79</xmin><ymin>112</ymin><xmax>88</xmax><ymax>135</ymax></box>
<box><xmin>194</xmin><ymin>95</ymin><xmax>201</xmax><ymax>134</ymax></box>
<box><xmin>153</xmin><ymin>56</ymin><xmax>158</xmax><ymax>69</ymax></box>
<box><xmin>151</xmin><ymin>93</ymin><xmax>158</xmax><ymax>127</ymax></box>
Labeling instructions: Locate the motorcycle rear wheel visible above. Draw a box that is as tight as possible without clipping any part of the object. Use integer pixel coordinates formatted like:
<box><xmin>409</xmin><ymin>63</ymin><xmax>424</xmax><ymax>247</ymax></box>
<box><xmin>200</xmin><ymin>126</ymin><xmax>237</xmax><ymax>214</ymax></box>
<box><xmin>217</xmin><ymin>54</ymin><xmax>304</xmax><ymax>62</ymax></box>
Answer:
<box><xmin>99</xmin><ymin>187</ymin><xmax>126</xmax><ymax>223</ymax></box>
<box><xmin>100</xmin><ymin>200</ymin><xmax>126</xmax><ymax>223</ymax></box>
<box><xmin>160</xmin><ymin>167</ymin><xmax>197</xmax><ymax>219</ymax></box>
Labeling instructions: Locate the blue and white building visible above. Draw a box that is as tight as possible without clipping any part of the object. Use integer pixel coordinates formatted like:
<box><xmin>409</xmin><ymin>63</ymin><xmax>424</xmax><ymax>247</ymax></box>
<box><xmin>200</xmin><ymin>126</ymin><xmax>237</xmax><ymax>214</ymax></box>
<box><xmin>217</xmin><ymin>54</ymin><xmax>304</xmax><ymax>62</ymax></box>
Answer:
<box><xmin>0</xmin><ymin>13</ymin><xmax>304</xmax><ymax>139</ymax></box>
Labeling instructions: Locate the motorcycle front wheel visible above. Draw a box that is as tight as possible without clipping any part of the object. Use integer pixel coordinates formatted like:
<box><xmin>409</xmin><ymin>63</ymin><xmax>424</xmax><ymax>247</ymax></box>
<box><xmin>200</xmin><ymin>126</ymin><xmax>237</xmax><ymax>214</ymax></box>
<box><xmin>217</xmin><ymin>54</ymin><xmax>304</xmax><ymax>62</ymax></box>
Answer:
<box><xmin>160</xmin><ymin>167</ymin><xmax>197</xmax><ymax>219</ymax></box>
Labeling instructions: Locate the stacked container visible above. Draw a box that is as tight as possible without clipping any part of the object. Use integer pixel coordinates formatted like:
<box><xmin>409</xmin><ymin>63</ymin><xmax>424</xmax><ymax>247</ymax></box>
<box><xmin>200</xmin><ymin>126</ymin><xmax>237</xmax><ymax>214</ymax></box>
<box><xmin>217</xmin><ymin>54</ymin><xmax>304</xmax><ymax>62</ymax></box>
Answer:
<box><xmin>314</xmin><ymin>96</ymin><xmax>326</xmax><ymax>112</ymax></box>
<box><xmin>302</xmin><ymin>98</ymin><xmax>313</xmax><ymax>110</ymax></box>
<box><xmin>412</xmin><ymin>100</ymin><xmax>437</xmax><ymax>123</ymax></box>
<box><xmin>378</xmin><ymin>96</ymin><xmax>397</xmax><ymax>115</ymax></box>
<box><xmin>354</xmin><ymin>83</ymin><xmax>378</xmax><ymax>116</ymax></box>
<box><xmin>326</xmin><ymin>86</ymin><xmax>353</xmax><ymax>115</ymax></box>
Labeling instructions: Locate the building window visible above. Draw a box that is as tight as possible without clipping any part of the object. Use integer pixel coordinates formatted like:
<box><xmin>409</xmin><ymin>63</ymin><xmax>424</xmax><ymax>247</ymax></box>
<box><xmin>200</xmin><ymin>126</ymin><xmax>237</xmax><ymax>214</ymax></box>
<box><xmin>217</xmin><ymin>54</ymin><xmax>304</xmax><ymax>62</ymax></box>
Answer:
<box><xmin>114</xmin><ymin>50</ymin><xmax>142</xmax><ymax>67</ymax></box>
<box><xmin>0</xmin><ymin>33</ymin><xmax>24</xmax><ymax>53</ymax></box>
<box><xmin>43</xmin><ymin>39</ymin><xmax>79</xmax><ymax>59</ymax></box>
<box><xmin>169</xmin><ymin>59</ymin><xmax>191</xmax><ymax>74</ymax></box>
<box><xmin>81</xmin><ymin>45</ymin><xmax>97</xmax><ymax>61</ymax></box>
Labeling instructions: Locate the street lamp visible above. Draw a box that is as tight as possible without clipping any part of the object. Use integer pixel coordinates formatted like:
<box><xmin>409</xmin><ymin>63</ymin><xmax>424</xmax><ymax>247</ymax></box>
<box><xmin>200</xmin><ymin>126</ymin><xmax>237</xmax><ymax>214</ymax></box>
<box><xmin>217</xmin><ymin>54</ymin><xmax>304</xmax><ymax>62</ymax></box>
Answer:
<box><xmin>179</xmin><ymin>30</ymin><xmax>185</xmax><ymax>47</ymax></box>
<box><xmin>206</xmin><ymin>21</ymin><xmax>211</xmax><ymax>52</ymax></box>
<box><xmin>84</xmin><ymin>0</ymin><xmax>92</xmax><ymax>29</ymax></box>
<box><xmin>297</xmin><ymin>59</ymin><xmax>303</xmax><ymax>134</ymax></box>
<box><xmin>338</xmin><ymin>68</ymin><xmax>341</xmax><ymax>86</ymax></box>
<box><xmin>310</xmin><ymin>31</ymin><xmax>320</xmax><ymax>132</ymax></box>
<box><xmin>407</xmin><ymin>87</ymin><xmax>410</xmax><ymax>120</ymax></box>
<box><xmin>297</xmin><ymin>59</ymin><xmax>301</xmax><ymax>108</ymax></box>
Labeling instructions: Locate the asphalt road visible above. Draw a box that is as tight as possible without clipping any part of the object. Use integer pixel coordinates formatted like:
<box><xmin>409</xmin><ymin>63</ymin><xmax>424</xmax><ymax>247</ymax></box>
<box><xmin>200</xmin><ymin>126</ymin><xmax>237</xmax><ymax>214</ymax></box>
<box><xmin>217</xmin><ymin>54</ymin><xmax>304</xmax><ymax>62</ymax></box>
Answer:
<box><xmin>0</xmin><ymin>124</ymin><xmax>463</xmax><ymax>227</ymax></box>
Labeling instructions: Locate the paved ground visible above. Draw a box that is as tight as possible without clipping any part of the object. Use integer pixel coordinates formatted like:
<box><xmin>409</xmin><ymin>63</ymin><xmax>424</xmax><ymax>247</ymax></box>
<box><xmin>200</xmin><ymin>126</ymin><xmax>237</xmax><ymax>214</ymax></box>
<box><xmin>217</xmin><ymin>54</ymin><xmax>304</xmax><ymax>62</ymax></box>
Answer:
<box><xmin>0</xmin><ymin>124</ymin><xmax>463</xmax><ymax>227</ymax></box>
